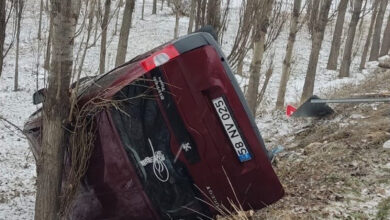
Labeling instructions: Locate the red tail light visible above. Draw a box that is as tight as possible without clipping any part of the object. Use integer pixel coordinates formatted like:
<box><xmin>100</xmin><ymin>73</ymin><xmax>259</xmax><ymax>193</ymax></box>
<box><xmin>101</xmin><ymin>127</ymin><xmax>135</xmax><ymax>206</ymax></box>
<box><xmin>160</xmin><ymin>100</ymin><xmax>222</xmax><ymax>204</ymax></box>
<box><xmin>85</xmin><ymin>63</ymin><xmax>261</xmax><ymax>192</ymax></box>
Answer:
<box><xmin>141</xmin><ymin>45</ymin><xmax>180</xmax><ymax>71</ymax></box>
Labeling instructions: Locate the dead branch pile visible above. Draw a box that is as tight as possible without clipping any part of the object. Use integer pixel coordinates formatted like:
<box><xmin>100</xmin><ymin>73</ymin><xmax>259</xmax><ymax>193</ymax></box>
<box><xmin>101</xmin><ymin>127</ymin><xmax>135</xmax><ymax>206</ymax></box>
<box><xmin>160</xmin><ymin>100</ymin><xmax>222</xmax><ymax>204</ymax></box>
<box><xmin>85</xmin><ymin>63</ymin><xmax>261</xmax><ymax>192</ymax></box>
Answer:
<box><xmin>59</xmin><ymin>95</ymin><xmax>119</xmax><ymax>215</ymax></box>
<box><xmin>59</xmin><ymin>80</ymin><xmax>152</xmax><ymax>216</ymax></box>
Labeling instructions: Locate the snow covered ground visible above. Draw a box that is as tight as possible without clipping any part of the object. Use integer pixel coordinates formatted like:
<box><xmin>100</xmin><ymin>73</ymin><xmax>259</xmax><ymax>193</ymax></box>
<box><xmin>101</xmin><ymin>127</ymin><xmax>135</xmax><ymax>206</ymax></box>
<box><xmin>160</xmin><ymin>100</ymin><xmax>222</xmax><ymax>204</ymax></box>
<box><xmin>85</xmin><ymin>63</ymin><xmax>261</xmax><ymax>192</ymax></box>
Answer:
<box><xmin>0</xmin><ymin>0</ymin><xmax>388</xmax><ymax>219</ymax></box>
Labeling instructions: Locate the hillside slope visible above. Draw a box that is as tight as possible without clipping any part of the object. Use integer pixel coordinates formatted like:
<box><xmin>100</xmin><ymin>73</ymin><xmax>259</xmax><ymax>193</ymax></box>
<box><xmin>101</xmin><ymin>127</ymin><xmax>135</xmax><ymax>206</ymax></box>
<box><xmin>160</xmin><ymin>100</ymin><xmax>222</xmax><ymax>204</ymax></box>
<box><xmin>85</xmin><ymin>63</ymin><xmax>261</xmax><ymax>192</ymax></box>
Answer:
<box><xmin>256</xmin><ymin>68</ymin><xmax>390</xmax><ymax>219</ymax></box>
<box><xmin>0</xmin><ymin>0</ymin><xmax>387</xmax><ymax>219</ymax></box>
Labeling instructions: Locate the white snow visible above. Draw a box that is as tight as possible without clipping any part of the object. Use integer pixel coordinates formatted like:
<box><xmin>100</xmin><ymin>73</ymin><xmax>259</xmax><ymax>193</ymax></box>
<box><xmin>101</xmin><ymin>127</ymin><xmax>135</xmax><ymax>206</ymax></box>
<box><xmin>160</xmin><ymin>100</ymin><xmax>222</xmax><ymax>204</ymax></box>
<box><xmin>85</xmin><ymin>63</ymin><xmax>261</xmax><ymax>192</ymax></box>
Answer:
<box><xmin>0</xmin><ymin>0</ymin><xmax>386</xmax><ymax>219</ymax></box>
<box><xmin>384</xmin><ymin>140</ymin><xmax>390</xmax><ymax>149</ymax></box>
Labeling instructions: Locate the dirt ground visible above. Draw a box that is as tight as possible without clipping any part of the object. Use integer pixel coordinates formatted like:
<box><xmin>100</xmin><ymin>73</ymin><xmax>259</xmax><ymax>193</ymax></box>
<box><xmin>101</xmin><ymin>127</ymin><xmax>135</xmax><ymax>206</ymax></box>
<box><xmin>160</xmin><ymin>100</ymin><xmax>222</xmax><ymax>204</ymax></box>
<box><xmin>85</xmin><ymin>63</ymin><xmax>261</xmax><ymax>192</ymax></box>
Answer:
<box><xmin>254</xmin><ymin>68</ymin><xmax>390</xmax><ymax>219</ymax></box>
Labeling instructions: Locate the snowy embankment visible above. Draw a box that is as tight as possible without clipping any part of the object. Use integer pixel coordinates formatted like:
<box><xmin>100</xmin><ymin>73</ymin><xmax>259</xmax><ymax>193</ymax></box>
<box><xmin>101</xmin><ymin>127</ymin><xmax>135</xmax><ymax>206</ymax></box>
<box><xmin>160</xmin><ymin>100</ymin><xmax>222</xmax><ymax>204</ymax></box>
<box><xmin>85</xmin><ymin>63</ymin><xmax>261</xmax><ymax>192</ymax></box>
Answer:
<box><xmin>255</xmin><ymin>68</ymin><xmax>390</xmax><ymax>219</ymax></box>
<box><xmin>0</xmin><ymin>0</ymin><xmax>386</xmax><ymax>219</ymax></box>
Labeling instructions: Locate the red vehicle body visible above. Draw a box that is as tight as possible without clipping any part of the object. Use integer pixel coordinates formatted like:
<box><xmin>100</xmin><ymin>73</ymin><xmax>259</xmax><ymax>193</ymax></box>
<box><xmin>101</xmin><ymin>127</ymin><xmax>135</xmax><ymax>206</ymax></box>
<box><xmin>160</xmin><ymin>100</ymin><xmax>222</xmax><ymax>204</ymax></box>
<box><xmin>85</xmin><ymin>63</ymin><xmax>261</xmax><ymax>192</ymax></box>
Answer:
<box><xmin>24</xmin><ymin>32</ymin><xmax>284</xmax><ymax>219</ymax></box>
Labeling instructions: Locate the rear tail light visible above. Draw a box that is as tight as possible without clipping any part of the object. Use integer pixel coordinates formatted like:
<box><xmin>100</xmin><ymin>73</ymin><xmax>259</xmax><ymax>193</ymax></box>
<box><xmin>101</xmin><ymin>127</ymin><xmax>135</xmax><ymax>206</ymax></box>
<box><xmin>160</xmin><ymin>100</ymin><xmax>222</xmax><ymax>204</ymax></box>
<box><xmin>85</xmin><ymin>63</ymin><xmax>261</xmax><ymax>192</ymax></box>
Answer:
<box><xmin>141</xmin><ymin>45</ymin><xmax>180</xmax><ymax>71</ymax></box>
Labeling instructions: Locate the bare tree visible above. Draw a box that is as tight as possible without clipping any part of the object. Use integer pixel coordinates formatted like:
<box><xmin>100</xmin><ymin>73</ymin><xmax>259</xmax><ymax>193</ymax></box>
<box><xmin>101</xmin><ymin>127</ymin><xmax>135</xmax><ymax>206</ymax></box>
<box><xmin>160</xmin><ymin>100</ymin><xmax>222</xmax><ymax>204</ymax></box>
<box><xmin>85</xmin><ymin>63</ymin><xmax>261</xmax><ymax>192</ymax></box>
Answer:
<box><xmin>326</xmin><ymin>0</ymin><xmax>348</xmax><ymax>70</ymax></box>
<box><xmin>44</xmin><ymin>12</ymin><xmax>54</xmax><ymax>71</ymax></box>
<box><xmin>100</xmin><ymin>0</ymin><xmax>111</xmax><ymax>74</ymax></box>
<box><xmin>115</xmin><ymin>0</ymin><xmax>135</xmax><ymax>67</ymax></box>
<box><xmin>0</xmin><ymin>0</ymin><xmax>6</xmax><ymax>78</ymax></box>
<box><xmin>14</xmin><ymin>0</ymin><xmax>24</xmax><ymax>91</ymax></box>
<box><xmin>257</xmin><ymin>54</ymin><xmax>275</xmax><ymax>105</ymax></box>
<box><xmin>369</xmin><ymin>0</ymin><xmax>388</xmax><ymax>61</ymax></box>
<box><xmin>245</xmin><ymin>0</ymin><xmax>274</xmax><ymax>115</ymax></box>
<box><xmin>188</xmin><ymin>0</ymin><xmax>196</xmax><ymax>33</ymax></box>
<box><xmin>38</xmin><ymin>0</ymin><xmax>44</xmax><ymax>40</ymax></box>
<box><xmin>339</xmin><ymin>0</ymin><xmax>363</xmax><ymax>77</ymax></box>
<box><xmin>301</xmin><ymin>0</ymin><xmax>332</xmax><ymax>103</ymax></box>
<box><xmin>218</xmin><ymin>0</ymin><xmax>232</xmax><ymax>43</ymax></box>
<box><xmin>76</xmin><ymin>0</ymin><xmax>95</xmax><ymax>78</ymax></box>
<box><xmin>45</xmin><ymin>0</ymin><xmax>49</xmax><ymax>12</ymax></box>
<box><xmin>201</xmin><ymin>0</ymin><xmax>207</xmax><ymax>27</ymax></box>
<box><xmin>173</xmin><ymin>0</ymin><xmax>181</xmax><ymax>38</ymax></box>
<box><xmin>34</xmin><ymin>0</ymin><xmax>77</xmax><ymax>219</ymax></box>
<box><xmin>264</xmin><ymin>0</ymin><xmax>287</xmax><ymax>50</ymax></box>
<box><xmin>206</xmin><ymin>0</ymin><xmax>221</xmax><ymax>35</ymax></box>
<box><xmin>276</xmin><ymin>0</ymin><xmax>302</xmax><ymax>109</ymax></box>
<box><xmin>358</xmin><ymin>0</ymin><xmax>369</xmax><ymax>31</ymax></box>
<box><xmin>113</xmin><ymin>0</ymin><xmax>122</xmax><ymax>35</ymax></box>
<box><xmin>153</xmin><ymin>0</ymin><xmax>157</xmax><ymax>14</ymax></box>
<box><xmin>228</xmin><ymin>0</ymin><xmax>255</xmax><ymax>71</ymax></box>
<box><xmin>306</xmin><ymin>0</ymin><xmax>320</xmax><ymax>37</ymax></box>
<box><xmin>360</xmin><ymin>0</ymin><xmax>379</xmax><ymax>69</ymax></box>
<box><xmin>70</xmin><ymin>0</ymin><xmax>86</xmax><ymax>78</ymax></box>
<box><xmin>379</xmin><ymin>10</ymin><xmax>390</xmax><ymax>56</ymax></box>
<box><xmin>142</xmin><ymin>0</ymin><xmax>145</xmax><ymax>20</ymax></box>
<box><xmin>1</xmin><ymin>1</ymin><xmax>18</xmax><ymax>72</ymax></box>
<box><xmin>195</xmin><ymin>0</ymin><xmax>201</xmax><ymax>30</ymax></box>
<box><xmin>161</xmin><ymin>0</ymin><xmax>165</xmax><ymax>11</ymax></box>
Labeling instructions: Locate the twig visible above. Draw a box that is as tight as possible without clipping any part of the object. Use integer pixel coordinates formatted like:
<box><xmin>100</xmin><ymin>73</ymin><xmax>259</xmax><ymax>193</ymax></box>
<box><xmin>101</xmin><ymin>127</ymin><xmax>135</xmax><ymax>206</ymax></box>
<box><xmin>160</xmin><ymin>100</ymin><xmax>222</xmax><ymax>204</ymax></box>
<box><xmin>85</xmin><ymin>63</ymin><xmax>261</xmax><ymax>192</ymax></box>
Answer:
<box><xmin>0</xmin><ymin>115</ymin><xmax>26</xmax><ymax>136</ymax></box>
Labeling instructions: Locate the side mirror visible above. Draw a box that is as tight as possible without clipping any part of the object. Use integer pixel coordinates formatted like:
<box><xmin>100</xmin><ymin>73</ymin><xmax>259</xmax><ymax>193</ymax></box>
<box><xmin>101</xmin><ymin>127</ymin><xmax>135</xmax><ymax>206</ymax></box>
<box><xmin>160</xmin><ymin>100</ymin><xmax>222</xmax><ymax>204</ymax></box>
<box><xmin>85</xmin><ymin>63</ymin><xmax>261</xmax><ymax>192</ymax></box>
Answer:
<box><xmin>33</xmin><ymin>88</ymin><xmax>46</xmax><ymax>105</ymax></box>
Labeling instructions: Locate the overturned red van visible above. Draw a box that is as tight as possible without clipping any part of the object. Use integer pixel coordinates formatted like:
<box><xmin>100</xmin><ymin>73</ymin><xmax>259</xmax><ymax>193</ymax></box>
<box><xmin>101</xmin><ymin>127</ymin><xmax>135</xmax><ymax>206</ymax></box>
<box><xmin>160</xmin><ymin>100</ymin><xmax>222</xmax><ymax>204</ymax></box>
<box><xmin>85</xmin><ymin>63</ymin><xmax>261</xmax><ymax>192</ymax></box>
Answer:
<box><xmin>24</xmin><ymin>31</ymin><xmax>284</xmax><ymax>219</ymax></box>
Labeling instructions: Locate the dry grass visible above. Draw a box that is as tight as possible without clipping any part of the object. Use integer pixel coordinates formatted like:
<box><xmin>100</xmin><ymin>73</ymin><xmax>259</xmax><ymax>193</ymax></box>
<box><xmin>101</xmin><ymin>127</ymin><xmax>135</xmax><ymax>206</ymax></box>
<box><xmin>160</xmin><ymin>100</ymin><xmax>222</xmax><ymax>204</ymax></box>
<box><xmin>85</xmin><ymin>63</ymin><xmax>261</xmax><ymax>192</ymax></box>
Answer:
<box><xmin>253</xmin><ymin>69</ymin><xmax>390</xmax><ymax>219</ymax></box>
<box><xmin>193</xmin><ymin>167</ymin><xmax>256</xmax><ymax>220</ymax></box>
<box><xmin>377</xmin><ymin>196</ymin><xmax>390</xmax><ymax>220</ymax></box>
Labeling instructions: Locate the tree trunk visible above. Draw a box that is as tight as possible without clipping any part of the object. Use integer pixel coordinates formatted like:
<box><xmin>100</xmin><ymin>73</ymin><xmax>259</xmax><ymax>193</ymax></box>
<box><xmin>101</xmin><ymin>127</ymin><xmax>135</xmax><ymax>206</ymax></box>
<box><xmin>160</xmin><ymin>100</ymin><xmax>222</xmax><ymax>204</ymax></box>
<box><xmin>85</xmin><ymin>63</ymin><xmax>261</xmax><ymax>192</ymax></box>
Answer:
<box><xmin>245</xmin><ymin>0</ymin><xmax>273</xmax><ymax>115</ymax></box>
<box><xmin>0</xmin><ymin>0</ymin><xmax>6</xmax><ymax>78</ymax></box>
<box><xmin>45</xmin><ymin>0</ymin><xmax>49</xmax><ymax>12</ymax></box>
<box><xmin>246</xmin><ymin>39</ymin><xmax>265</xmax><ymax>115</ymax></box>
<box><xmin>188</xmin><ymin>0</ymin><xmax>196</xmax><ymax>34</ymax></box>
<box><xmin>76</xmin><ymin>0</ymin><xmax>95</xmax><ymax>77</ymax></box>
<box><xmin>357</xmin><ymin>0</ymin><xmax>368</xmax><ymax>32</ymax></box>
<box><xmin>257</xmin><ymin>65</ymin><xmax>273</xmax><ymax>105</ymax></box>
<box><xmin>227</xmin><ymin>0</ymin><xmax>255</xmax><ymax>70</ymax></box>
<box><xmin>115</xmin><ymin>0</ymin><xmax>135</xmax><ymax>67</ymax></box>
<box><xmin>173</xmin><ymin>0</ymin><xmax>181</xmax><ymax>38</ymax></box>
<box><xmin>14</xmin><ymin>0</ymin><xmax>24</xmax><ymax>91</ymax></box>
<box><xmin>369</xmin><ymin>0</ymin><xmax>388</xmax><ymax>61</ymax></box>
<box><xmin>44</xmin><ymin>13</ymin><xmax>54</xmax><ymax>71</ymax></box>
<box><xmin>360</xmin><ymin>0</ymin><xmax>379</xmax><ymax>69</ymax></box>
<box><xmin>142</xmin><ymin>0</ymin><xmax>145</xmax><ymax>20</ymax></box>
<box><xmin>379</xmin><ymin>11</ymin><xmax>390</xmax><ymax>56</ymax></box>
<box><xmin>326</xmin><ymin>0</ymin><xmax>348</xmax><ymax>70</ymax></box>
<box><xmin>201</xmin><ymin>0</ymin><xmax>207</xmax><ymax>27</ymax></box>
<box><xmin>195</xmin><ymin>0</ymin><xmax>201</xmax><ymax>30</ymax></box>
<box><xmin>113</xmin><ymin>1</ymin><xmax>121</xmax><ymax>35</ymax></box>
<box><xmin>100</xmin><ymin>0</ymin><xmax>111</xmax><ymax>74</ymax></box>
<box><xmin>93</xmin><ymin>8</ymin><xmax>99</xmax><ymax>44</ymax></box>
<box><xmin>153</xmin><ymin>0</ymin><xmax>157</xmax><ymax>14</ymax></box>
<box><xmin>236</xmin><ymin>57</ymin><xmax>244</xmax><ymax>75</ymax></box>
<box><xmin>339</xmin><ymin>0</ymin><xmax>363</xmax><ymax>77</ymax></box>
<box><xmin>307</xmin><ymin>0</ymin><xmax>320</xmax><ymax>37</ymax></box>
<box><xmin>34</xmin><ymin>0</ymin><xmax>75</xmax><ymax>219</ymax></box>
<box><xmin>301</xmin><ymin>0</ymin><xmax>332</xmax><ymax>103</ymax></box>
<box><xmin>206</xmin><ymin>0</ymin><xmax>221</xmax><ymax>34</ymax></box>
<box><xmin>174</xmin><ymin>9</ymin><xmax>180</xmax><ymax>38</ymax></box>
<box><xmin>38</xmin><ymin>0</ymin><xmax>44</xmax><ymax>40</ymax></box>
<box><xmin>70</xmin><ymin>1</ymin><xmax>95</xmax><ymax>119</ymax></box>
<box><xmin>276</xmin><ymin>0</ymin><xmax>302</xmax><ymax>110</ymax></box>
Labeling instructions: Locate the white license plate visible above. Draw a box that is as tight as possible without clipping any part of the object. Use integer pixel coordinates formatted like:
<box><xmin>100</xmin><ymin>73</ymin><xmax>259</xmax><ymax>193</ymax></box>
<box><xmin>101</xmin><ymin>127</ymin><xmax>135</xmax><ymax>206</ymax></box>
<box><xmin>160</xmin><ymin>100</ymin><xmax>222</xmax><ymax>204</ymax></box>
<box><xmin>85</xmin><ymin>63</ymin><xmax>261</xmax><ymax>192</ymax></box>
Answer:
<box><xmin>212</xmin><ymin>97</ymin><xmax>252</xmax><ymax>162</ymax></box>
